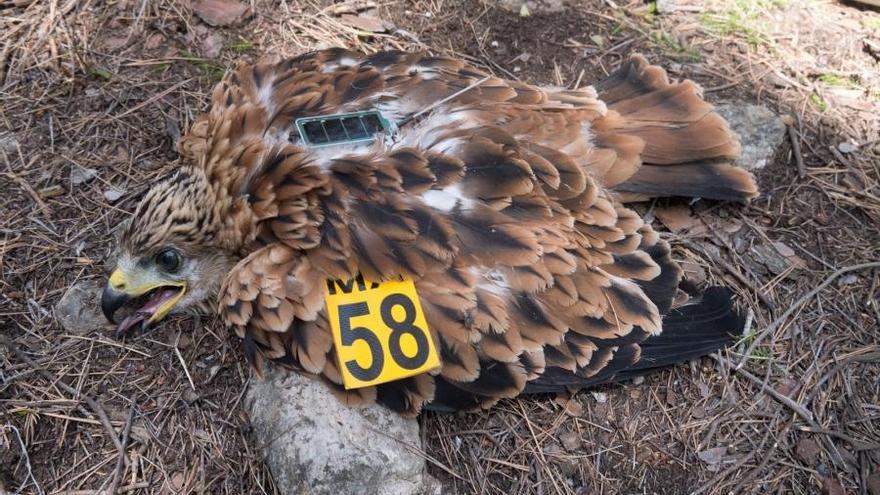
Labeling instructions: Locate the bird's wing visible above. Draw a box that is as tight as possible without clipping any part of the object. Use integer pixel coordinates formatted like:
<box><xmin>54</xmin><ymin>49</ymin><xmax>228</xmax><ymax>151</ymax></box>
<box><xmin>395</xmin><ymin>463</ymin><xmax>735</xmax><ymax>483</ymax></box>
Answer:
<box><xmin>213</xmin><ymin>50</ymin><xmax>748</xmax><ymax>414</ymax></box>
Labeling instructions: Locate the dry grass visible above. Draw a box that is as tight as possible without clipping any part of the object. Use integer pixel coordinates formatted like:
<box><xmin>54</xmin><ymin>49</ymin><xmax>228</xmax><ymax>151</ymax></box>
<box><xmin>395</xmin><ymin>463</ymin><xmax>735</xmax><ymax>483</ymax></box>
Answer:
<box><xmin>1</xmin><ymin>0</ymin><xmax>878</xmax><ymax>494</ymax></box>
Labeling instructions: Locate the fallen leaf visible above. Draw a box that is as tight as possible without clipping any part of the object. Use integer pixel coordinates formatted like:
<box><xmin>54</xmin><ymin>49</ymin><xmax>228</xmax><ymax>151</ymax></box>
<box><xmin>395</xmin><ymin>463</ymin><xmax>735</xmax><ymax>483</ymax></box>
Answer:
<box><xmin>201</xmin><ymin>32</ymin><xmax>223</xmax><ymax>58</ymax></box>
<box><xmin>654</xmin><ymin>206</ymin><xmax>705</xmax><ymax>234</ymax></box>
<box><xmin>866</xmin><ymin>472</ymin><xmax>880</xmax><ymax>495</ymax></box>
<box><xmin>716</xmin><ymin>217</ymin><xmax>744</xmax><ymax>233</ymax></box>
<box><xmin>751</xmin><ymin>244</ymin><xmax>790</xmax><ymax>275</ymax></box>
<box><xmin>697</xmin><ymin>382</ymin><xmax>710</xmax><ymax>398</ymax></box>
<box><xmin>38</xmin><ymin>185</ymin><xmax>64</xmax><ymax>199</ymax></box>
<box><xmin>559</xmin><ymin>431</ymin><xmax>581</xmax><ymax>451</ymax></box>
<box><xmin>822</xmin><ymin>476</ymin><xmax>848</xmax><ymax>495</ymax></box>
<box><xmin>193</xmin><ymin>0</ymin><xmax>253</xmax><ymax>27</ymax></box>
<box><xmin>145</xmin><ymin>33</ymin><xmax>165</xmax><ymax>50</ymax></box>
<box><xmin>795</xmin><ymin>437</ymin><xmax>821</xmax><ymax>465</ymax></box>
<box><xmin>554</xmin><ymin>394</ymin><xmax>583</xmax><ymax>416</ymax></box>
<box><xmin>169</xmin><ymin>471</ymin><xmax>186</xmax><ymax>491</ymax></box>
<box><xmin>679</xmin><ymin>261</ymin><xmax>707</xmax><ymax>284</ymax></box>
<box><xmin>563</xmin><ymin>399</ymin><xmax>583</xmax><ymax>416</ymax></box>
<box><xmin>774</xmin><ymin>378</ymin><xmax>799</xmax><ymax>398</ymax></box>
<box><xmin>340</xmin><ymin>14</ymin><xmax>388</xmax><ymax>33</ymax></box>
<box><xmin>103</xmin><ymin>36</ymin><xmax>128</xmax><ymax>51</ymax></box>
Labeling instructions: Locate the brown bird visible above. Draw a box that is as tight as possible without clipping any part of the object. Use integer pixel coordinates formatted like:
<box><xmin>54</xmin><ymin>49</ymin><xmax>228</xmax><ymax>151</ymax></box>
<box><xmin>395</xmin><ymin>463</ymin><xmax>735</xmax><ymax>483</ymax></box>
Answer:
<box><xmin>100</xmin><ymin>49</ymin><xmax>757</xmax><ymax>415</ymax></box>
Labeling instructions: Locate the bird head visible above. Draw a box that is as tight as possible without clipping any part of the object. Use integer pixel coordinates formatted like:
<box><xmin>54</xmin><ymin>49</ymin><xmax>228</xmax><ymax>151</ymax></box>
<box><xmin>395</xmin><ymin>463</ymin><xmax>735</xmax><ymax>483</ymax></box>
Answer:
<box><xmin>101</xmin><ymin>166</ymin><xmax>243</xmax><ymax>336</ymax></box>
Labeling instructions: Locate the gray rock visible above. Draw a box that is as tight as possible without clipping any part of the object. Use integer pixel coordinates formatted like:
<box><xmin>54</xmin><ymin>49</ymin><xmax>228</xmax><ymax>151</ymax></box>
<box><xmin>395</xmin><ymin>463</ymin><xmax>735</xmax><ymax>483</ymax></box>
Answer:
<box><xmin>715</xmin><ymin>104</ymin><xmax>786</xmax><ymax>171</ymax></box>
<box><xmin>56</xmin><ymin>280</ymin><xmax>108</xmax><ymax>334</ymax></box>
<box><xmin>245</xmin><ymin>368</ymin><xmax>431</xmax><ymax>495</ymax></box>
<box><xmin>655</xmin><ymin>0</ymin><xmax>678</xmax><ymax>14</ymax></box>
<box><xmin>490</xmin><ymin>0</ymin><xmax>565</xmax><ymax>14</ymax></box>
<box><xmin>103</xmin><ymin>188</ymin><xmax>124</xmax><ymax>203</ymax></box>
<box><xmin>70</xmin><ymin>166</ymin><xmax>98</xmax><ymax>185</ymax></box>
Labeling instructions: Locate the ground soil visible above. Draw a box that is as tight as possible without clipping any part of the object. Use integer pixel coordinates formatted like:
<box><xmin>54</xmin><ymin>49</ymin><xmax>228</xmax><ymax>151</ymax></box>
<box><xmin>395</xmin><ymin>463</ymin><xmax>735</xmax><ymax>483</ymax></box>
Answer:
<box><xmin>1</xmin><ymin>0</ymin><xmax>878</xmax><ymax>494</ymax></box>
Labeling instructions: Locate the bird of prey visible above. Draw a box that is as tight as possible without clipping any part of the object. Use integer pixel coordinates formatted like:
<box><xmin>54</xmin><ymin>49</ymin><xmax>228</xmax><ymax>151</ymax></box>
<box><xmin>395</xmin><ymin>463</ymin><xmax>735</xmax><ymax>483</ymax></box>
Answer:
<box><xmin>100</xmin><ymin>49</ymin><xmax>756</xmax><ymax>415</ymax></box>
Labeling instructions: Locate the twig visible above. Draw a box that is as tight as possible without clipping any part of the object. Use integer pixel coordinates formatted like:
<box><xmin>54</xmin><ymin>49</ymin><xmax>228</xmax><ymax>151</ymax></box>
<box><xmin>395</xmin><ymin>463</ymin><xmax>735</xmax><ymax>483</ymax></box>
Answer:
<box><xmin>113</xmin><ymin>79</ymin><xmax>193</xmax><ymax>119</ymax></box>
<box><xmin>712</xmin><ymin>354</ymin><xmax>814</xmax><ymax>422</ymax></box>
<box><xmin>712</xmin><ymin>353</ymin><xmax>850</xmax><ymax>470</ymax></box>
<box><xmin>681</xmin><ymin>240</ymin><xmax>775</xmax><ymax>311</ymax></box>
<box><xmin>2</xmin><ymin>423</ymin><xmax>44</xmax><ymax>495</ymax></box>
<box><xmin>0</xmin><ymin>335</ymin><xmax>123</xmax><ymax>453</ymax></box>
<box><xmin>690</xmin><ymin>425</ymin><xmax>771</xmax><ymax>495</ymax></box>
<box><xmin>787</xmin><ymin>119</ymin><xmax>806</xmax><ymax>179</ymax></box>
<box><xmin>173</xmin><ymin>335</ymin><xmax>196</xmax><ymax>391</ymax></box>
<box><xmin>737</xmin><ymin>261</ymin><xmax>880</xmax><ymax>370</ymax></box>
<box><xmin>107</xmin><ymin>400</ymin><xmax>136</xmax><ymax>495</ymax></box>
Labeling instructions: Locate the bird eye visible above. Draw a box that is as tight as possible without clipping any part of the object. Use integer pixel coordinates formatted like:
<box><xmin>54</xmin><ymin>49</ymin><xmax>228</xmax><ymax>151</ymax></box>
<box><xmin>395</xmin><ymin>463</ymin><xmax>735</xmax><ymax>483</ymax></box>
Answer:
<box><xmin>155</xmin><ymin>248</ymin><xmax>182</xmax><ymax>273</ymax></box>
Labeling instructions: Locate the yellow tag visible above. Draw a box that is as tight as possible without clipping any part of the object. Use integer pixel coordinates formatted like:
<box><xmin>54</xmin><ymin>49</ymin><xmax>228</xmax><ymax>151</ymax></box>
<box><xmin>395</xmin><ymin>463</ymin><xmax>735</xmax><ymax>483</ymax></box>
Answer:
<box><xmin>324</xmin><ymin>275</ymin><xmax>439</xmax><ymax>389</ymax></box>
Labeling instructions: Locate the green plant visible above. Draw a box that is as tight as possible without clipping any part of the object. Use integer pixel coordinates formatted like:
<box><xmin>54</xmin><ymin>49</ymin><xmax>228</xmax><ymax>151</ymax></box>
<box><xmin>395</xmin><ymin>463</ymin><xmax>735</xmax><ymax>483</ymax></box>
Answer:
<box><xmin>700</xmin><ymin>0</ymin><xmax>787</xmax><ymax>48</ymax></box>
<box><xmin>180</xmin><ymin>50</ymin><xmax>227</xmax><ymax>81</ymax></box>
<box><xmin>862</xmin><ymin>17</ymin><xmax>880</xmax><ymax>31</ymax></box>
<box><xmin>226</xmin><ymin>40</ymin><xmax>255</xmax><ymax>53</ymax></box>
<box><xmin>810</xmin><ymin>93</ymin><xmax>828</xmax><ymax>112</ymax></box>
<box><xmin>817</xmin><ymin>73</ymin><xmax>860</xmax><ymax>89</ymax></box>
<box><xmin>650</xmin><ymin>30</ymin><xmax>701</xmax><ymax>62</ymax></box>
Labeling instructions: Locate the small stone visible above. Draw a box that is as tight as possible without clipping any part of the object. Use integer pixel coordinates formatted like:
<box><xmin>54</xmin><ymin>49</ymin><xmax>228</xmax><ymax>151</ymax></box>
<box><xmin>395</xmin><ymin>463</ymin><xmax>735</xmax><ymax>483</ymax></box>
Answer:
<box><xmin>837</xmin><ymin>142</ymin><xmax>858</xmax><ymax>153</ymax></box>
<box><xmin>0</xmin><ymin>132</ymin><xmax>19</xmax><ymax>153</ymax></box>
<box><xmin>771</xmin><ymin>241</ymin><xmax>796</xmax><ymax>257</ymax></box>
<box><xmin>489</xmin><ymin>0</ymin><xmax>565</xmax><ymax>14</ymax></box>
<box><xmin>245</xmin><ymin>368</ymin><xmax>429</xmax><ymax>495</ymax></box>
<box><xmin>104</xmin><ymin>189</ymin><xmax>124</xmax><ymax>203</ymax></box>
<box><xmin>55</xmin><ymin>280</ymin><xmax>108</xmax><ymax>334</ymax></box>
<box><xmin>590</xmin><ymin>391</ymin><xmax>607</xmax><ymax>403</ymax></box>
<box><xmin>697</xmin><ymin>446</ymin><xmax>732</xmax><ymax>472</ymax></box>
<box><xmin>715</xmin><ymin>104</ymin><xmax>786</xmax><ymax>171</ymax></box>
<box><xmin>655</xmin><ymin>0</ymin><xmax>678</xmax><ymax>14</ymax></box>
<box><xmin>70</xmin><ymin>166</ymin><xmax>98</xmax><ymax>185</ymax></box>
<box><xmin>631</xmin><ymin>375</ymin><xmax>645</xmax><ymax>385</ymax></box>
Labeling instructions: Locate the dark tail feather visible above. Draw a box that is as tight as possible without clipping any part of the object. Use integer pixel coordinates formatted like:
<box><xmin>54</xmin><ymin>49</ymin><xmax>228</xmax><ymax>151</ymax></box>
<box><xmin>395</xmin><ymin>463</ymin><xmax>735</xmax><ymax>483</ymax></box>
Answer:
<box><xmin>615</xmin><ymin>162</ymin><xmax>758</xmax><ymax>203</ymax></box>
<box><xmin>592</xmin><ymin>55</ymin><xmax>758</xmax><ymax>203</ymax></box>
<box><xmin>522</xmin><ymin>287</ymin><xmax>745</xmax><ymax>393</ymax></box>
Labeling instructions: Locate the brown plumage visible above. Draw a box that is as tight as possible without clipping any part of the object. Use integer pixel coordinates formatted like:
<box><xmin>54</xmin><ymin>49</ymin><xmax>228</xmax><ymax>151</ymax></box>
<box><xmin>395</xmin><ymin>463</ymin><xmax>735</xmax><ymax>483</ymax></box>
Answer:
<box><xmin>101</xmin><ymin>50</ymin><xmax>757</xmax><ymax>415</ymax></box>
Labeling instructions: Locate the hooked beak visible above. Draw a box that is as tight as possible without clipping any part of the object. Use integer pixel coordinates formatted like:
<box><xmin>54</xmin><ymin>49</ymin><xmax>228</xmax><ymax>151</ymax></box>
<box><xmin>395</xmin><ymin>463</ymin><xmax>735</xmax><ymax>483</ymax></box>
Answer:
<box><xmin>101</xmin><ymin>283</ymin><xmax>131</xmax><ymax>323</ymax></box>
<box><xmin>102</xmin><ymin>267</ymin><xmax>187</xmax><ymax>337</ymax></box>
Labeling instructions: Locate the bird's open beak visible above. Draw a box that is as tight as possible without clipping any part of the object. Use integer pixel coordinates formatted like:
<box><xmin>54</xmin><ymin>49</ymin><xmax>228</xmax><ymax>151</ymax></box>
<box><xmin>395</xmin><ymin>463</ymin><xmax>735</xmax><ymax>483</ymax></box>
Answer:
<box><xmin>102</xmin><ymin>267</ymin><xmax>186</xmax><ymax>337</ymax></box>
